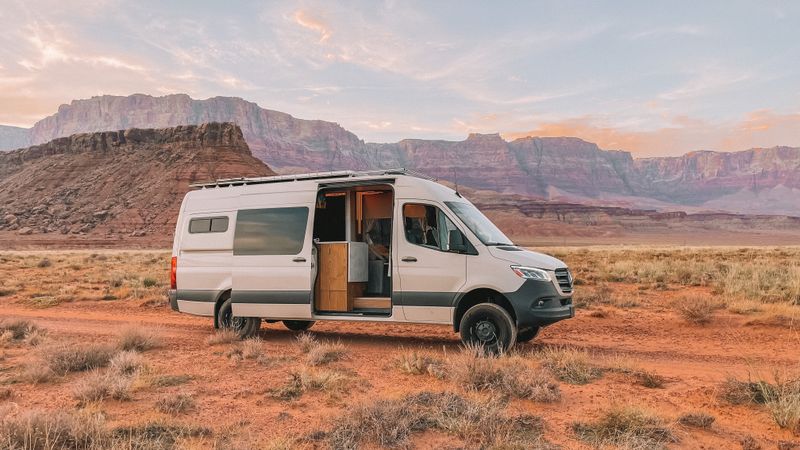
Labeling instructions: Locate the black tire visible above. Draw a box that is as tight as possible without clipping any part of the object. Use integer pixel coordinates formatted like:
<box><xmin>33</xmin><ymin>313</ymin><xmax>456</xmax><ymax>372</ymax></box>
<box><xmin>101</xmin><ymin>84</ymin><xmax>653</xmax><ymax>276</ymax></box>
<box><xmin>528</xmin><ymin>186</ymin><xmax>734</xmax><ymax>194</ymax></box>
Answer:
<box><xmin>516</xmin><ymin>326</ymin><xmax>540</xmax><ymax>344</ymax></box>
<box><xmin>216</xmin><ymin>298</ymin><xmax>261</xmax><ymax>338</ymax></box>
<box><xmin>283</xmin><ymin>320</ymin><xmax>315</xmax><ymax>331</ymax></box>
<box><xmin>459</xmin><ymin>303</ymin><xmax>517</xmax><ymax>354</ymax></box>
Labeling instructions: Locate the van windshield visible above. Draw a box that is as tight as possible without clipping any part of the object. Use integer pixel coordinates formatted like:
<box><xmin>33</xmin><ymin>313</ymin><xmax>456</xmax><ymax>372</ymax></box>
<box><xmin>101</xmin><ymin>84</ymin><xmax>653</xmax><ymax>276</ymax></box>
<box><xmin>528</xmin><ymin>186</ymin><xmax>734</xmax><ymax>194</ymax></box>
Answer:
<box><xmin>444</xmin><ymin>201</ymin><xmax>513</xmax><ymax>246</ymax></box>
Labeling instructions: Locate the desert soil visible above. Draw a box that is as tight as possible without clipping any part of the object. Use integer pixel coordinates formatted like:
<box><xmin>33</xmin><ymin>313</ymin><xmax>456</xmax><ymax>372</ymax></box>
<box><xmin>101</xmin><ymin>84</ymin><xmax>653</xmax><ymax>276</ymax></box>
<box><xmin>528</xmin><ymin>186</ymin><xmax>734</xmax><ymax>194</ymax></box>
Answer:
<box><xmin>1</xmin><ymin>249</ymin><xmax>799</xmax><ymax>449</ymax></box>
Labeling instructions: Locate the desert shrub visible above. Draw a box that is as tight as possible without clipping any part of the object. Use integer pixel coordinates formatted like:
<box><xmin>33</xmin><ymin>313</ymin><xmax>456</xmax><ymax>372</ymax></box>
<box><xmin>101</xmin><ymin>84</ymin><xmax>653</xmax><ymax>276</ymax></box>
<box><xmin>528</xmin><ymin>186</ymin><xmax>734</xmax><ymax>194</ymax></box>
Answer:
<box><xmin>537</xmin><ymin>346</ymin><xmax>602</xmax><ymax>385</ymax></box>
<box><xmin>142</xmin><ymin>278</ymin><xmax>159</xmax><ymax>288</ymax></box>
<box><xmin>719</xmin><ymin>374</ymin><xmax>800</xmax><ymax>432</ymax></box>
<box><xmin>0</xmin><ymin>288</ymin><xmax>16</xmax><ymax>297</ymax></box>
<box><xmin>111</xmin><ymin>422</ymin><xmax>210</xmax><ymax>449</ymax></box>
<box><xmin>396</xmin><ymin>350</ymin><xmax>445</xmax><ymax>378</ymax></box>
<box><xmin>241</xmin><ymin>338</ymin><xmax>264</xmax><ymax>360</ymax></box>
<box><xmin>573</xmin><ymin>284</ymin><xmax>614</xmax><ymax>308</ymax></box>
<box><xmin>676</xmin><ymin>296</ymin><xmax>721</xmax><ymax>325</ymax></box>
<box><xmin>206</xmin><ymin>329</ymin><xmax>240</xmax><ymax>345</ymax></box>
<box><xmin>295</xmin><ymin>332</ymin><xmax>318</xmax><ymax>353</ymax></box>
<box><xmin>117</xmin><ymin>326</ymin><xmax>162</xmax><ymax>352</ymax></box>
<box><xmin>678</xmin><ymin>411</ymin><xmax>715</xmax><ymax>428</ymax></box>
<box><xmin>73</xmin><ymin>370</ymin><xmax>133</xmax><ymax>403</ymax></box>
<box><xmin>448</xmin><ymin>346</ymin><xmax>560</xmax><ymax>402</ymax></box>
<box><xmin>42</xmin><ymin>343</ymin><xmax>116</xmax><ymax>375</ymax></box>
<box><xmin>0</xmin><ymin>320</ymin><xmax>40</xmax><ymax>342</ymax></box>
<box><xmin>155</xmin><ymin>393</ymin><xmax>196</xmax><ymax>414</ymax></box>
<box><xmin>634</xmin><ymin>370</ymin><xmax>666</xmax><ymax>389</ymax></box>
<box><xmin>270</xmin><ymin>369</ymin><xmax>349</xmax><ymax>401</ymax></box>
<box><xmin>18</xmin><ymin>362</ymin><xmax>55</xmax><ymax>384</ymax></box>
<box><xmin>306</xmin><ymin>341</ymin><xmax>346</xmax><ymax>366</ymax></box>
<box><xmin>36</xmin><ymin>258</ymin><xmax>52</xmax><ymax>268</ymax></box>
<box><xmin>149</xmin><ymin>374</ymin><xmax>193</xmax><ymax>388</ymax></box>
<box><xmin>326</xmin><ymin>391</ymin><xmax>551</xmax><ymax>449</ymax></box>
<box><xmin>109</xmin><ymin>350</ymin><xmax>145</xmax><ymax>375</ymax></box>
<box><xmin>573</xmin><ymin>405</ymin><xmax>677</xmax><ymax>449</ymax></box>
<box><xmin>0</xmin><ymin>409</ymin><xmax>108</xmax><ymax>450</ymax></box>
<box><xmin>0</xmin><ymin>388</ymin><xmax>12</xmax><ymax>400</ymax></box>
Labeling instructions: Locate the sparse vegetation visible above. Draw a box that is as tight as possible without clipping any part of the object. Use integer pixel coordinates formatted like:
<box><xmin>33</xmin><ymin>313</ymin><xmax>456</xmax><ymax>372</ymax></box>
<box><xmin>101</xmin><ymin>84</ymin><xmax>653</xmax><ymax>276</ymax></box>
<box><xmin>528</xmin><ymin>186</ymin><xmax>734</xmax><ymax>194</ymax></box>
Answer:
<box><xmin>325</xmin><ymin>391</ymin><xmax>552</xmax><ymax>449</ymax></box>
<box><xmin>678</xmin><ymin>411</ymin><xmax>715</xmax><ymax>428</ymax></box>
<box><xmin>109</xmin><ymin>350</ymin><xmax>145</xmax><ymax>375</ymax></box>
<box><xmin>117</xmin><ymin>326</ymin><xmax>162</xmax><ymax>352</ymax></box>
<box><xmin>155</xmin><ymin>392</ymin><xmax>196</xmax><ymax>414</ymax></box>
<box><xmin>149</xmin><ymin>374</ymin><xmax>193</xmax><ymax>388</ymax></box>
<box><xmin>41</xmin><ymin>343</ymin><xmax>117</xmax><ymax>375</ymax></box>
<box><xmin>396</xmin><ymin>350</ymin><xmax>445</xmax><ymax>378</ymax></box>
<box><xmin>0</xmin><ymin>409</ymin><xmax>108</xmax><ymax>450</ymax></box>
<box><xmin>719</xmin><ymin>373</ymin><xmax>800</xmax><ymax>432</ymax></box>
<box><xmin>676</xmin><ymin>295</ymin><xmax>721</xmax><ymax>324</ymax></box>
<box><xmin>0</xmin><ymin>319</ymin><xmax>43</xmax><ymax>345</ymax></box>
<box><xmin>36</xmin><ymin>258</ymin><xmax>52</xmax><ymax>268</ymax></box>
<box><xmin>294</xmin><ymin>333</ymin><xmax>347</xmax><ymax>366</ymax></box>
<box><xmin>142</xmin><ymin>277</ymin><xmax>159</xmax><ymax>287</ymax></box>
<box><xmin>448</xmin><ymin>346</ymin><xmax>561</xmax><ymax>402</ymax></box>
<box><xmin>573</xmin><ymin>405</ymin><xmax>677</xmax><ymax>449</ymax></box>
<box><xmin>537</xmin><ymin>346</ymin><xmax>602</xmax><ymax>385</ymax></box>
<box><xmin>270</xmin><ymin>369</ymin><xmax>350</xmax><ymax>401</ymax></box>
<box><xmin>206</xmin><ymin>329</ymin><xmax>240</xmax><ymax>345</ymax></box>
<box><xmin>73</xmin><ymin>370</ymin><xmax>134</xmax><ymax>403</ymax></box>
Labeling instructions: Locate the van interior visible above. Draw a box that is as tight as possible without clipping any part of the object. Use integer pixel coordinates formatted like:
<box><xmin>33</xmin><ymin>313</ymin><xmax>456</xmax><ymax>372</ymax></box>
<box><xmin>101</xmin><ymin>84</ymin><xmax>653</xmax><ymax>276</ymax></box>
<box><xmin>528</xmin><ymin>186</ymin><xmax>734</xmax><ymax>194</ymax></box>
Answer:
<box><xmin>312</xmin><ymin>184</ymin><xmax>393</xmax><ymax>316</ymax></box>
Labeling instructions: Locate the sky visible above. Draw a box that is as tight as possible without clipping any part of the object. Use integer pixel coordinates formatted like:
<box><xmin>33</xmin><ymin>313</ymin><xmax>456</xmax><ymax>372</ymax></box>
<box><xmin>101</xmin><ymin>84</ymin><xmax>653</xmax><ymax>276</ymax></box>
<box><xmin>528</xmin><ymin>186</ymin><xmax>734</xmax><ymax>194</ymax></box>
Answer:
<box><xmin>0</xmin><ymin>0</ymin><xmax>798</xmax><ymax>156</ymax></box>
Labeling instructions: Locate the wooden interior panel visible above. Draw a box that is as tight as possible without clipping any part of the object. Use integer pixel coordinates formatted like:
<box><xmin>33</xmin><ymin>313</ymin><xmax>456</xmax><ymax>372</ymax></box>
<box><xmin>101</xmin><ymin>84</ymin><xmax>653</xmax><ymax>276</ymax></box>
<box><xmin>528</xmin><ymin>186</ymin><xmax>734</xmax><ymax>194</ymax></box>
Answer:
<box><xmin>315</xmin><ymin>242</ymin><xmax>363</xmax><ymax>312</ymax></box>
<box><xmin>353</xmin><ymin>297</ymin><xmax>391</xmax><ymax>309</ymax></box>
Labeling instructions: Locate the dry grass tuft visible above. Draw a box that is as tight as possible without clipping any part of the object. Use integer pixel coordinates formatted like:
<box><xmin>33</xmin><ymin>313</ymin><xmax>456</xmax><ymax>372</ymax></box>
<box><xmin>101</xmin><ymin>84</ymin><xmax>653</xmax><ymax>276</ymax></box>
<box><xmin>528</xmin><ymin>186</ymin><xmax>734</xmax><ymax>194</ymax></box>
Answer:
<box><xmin>36</xmin><ymin>258</ymin><xmax>52</xmax><ymax>268</ymax></box>
<box><xmin>155</xmin><ymin>392</ymin><xmax>196</xmax><ymax>414</ymax></box>
<box><xmin>295</xmin><ymin>332</ymin><xmax>318</xmax><ymax>353</ymax></box>
<box><xmin>676</xmin><ymin>296</ymin><xmax>721</xmax><ymax>325</ymax></box>
<box><xmin>111</xmin><ymin>421</ymin><xmax>210</xmax><ymax>448</ymax></box>
<box><xmin>678</xmin><ymin>411</ymin><xmax>716</xmax><ymax>428</ymax></box>
<box><xmin>0</xmin><ymin>319</ymin><xmax>41</xmax><ymax>343</ymax></box>
<box><xmin>306</xmin><ymin>341</ymin><xmax>346</xmax><ymax>366</ymax></box>
<box><xmin>325</xmin><ymin>391</ymin><xmax>552</xmax><ymax>449</ymax></box>
<box><xmin>72</xmin><ymin>370</ymin><xmax>134</xmax><ymax>403</ymax></box>
<box><xmin>0</xmin><ymin>387</ymin><xmax>12</xmax><ymax>401</ymax></box>
<box><xmin>537</xmin><ymin>346</ymin><xmax>602</xmax><ymax>385</ymax></box>
<box><xmin>0</xmin><ymin>409</ymin><xmax>108</xmax><ymax>449</ymax></box>
<box><xmin>41</xmin><ymin>343</ymin><xmax>117</xmax><ymax>375</ymax></box>
<box><xmin>396</xmin><ymin>350</ymin><xmax>446</xmax><ymax>378</ymax></box>
<box><xmin>573</xmin><ymin>405</ymin><xmax>677</xmax><ymax>449</ymax></box>
<box><xmin>241</xmin><ymin>338</ymin><xmax>264</xmax><ymax>360</ymax></box>
<box><xmin>117</xmin><ymin>326</ymin><xmax>162</xmax><ymax>352</ymax></box>
<box><xmin>270</xmin><ymin>369</ymin><xmax>350</xmax><ymax>401</ymax></box>
<box><xmin>719</xmin><ymin>373</ymin><xmax>800</xmax><ymax>433</ymax></box>
<box><xmin>149</xmin><ymin>374</ymin><xmax>193</xmax><ymax>388</ymax></box>
<box><xmin>206</xmin><ymin>329</ymin><xmax>240</xmax><ymax>346</ymax></box>
<box><xmin>108</xmin><ymin>350</ymin><xmax>145</xmax><ymax>376</ymax></box>
<box><xmin>448</xmin><ymin>346</ymin><xmax>561</xmax><ymax>402</ymax></box>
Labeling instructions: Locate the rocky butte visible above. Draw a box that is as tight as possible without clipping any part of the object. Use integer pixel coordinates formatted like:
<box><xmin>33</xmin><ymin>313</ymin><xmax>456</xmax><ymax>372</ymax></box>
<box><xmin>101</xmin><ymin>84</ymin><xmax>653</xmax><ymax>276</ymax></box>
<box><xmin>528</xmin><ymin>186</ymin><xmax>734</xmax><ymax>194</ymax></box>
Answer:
<box><xmin>0</xmin><ymin>122</ymin><xmax>274</xmax><ymax>247</ymax></box>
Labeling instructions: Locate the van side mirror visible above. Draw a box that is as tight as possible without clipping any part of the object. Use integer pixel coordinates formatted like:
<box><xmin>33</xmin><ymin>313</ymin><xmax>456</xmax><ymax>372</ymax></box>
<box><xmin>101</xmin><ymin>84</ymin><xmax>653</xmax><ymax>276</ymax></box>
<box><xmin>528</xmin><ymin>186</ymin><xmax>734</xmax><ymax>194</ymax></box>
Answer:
<box><xmin>448</xmin><ymin>230</ymin><xmax>467</xmax><ymax>253</ymax></box>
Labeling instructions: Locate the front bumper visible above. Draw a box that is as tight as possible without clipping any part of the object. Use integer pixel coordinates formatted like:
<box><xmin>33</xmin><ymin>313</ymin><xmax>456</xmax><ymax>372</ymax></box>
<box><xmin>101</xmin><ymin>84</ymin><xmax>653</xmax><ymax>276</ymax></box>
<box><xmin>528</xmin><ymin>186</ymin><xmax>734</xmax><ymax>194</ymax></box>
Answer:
<box><xmin>504</xmin><ymin>279</ymin><xmax>574</xmax><ymax>327</ymax></box>
<box><xmin>168</xmin><ymin>289</ymin><xmax>178</xmax><ymax>311</ymax></box>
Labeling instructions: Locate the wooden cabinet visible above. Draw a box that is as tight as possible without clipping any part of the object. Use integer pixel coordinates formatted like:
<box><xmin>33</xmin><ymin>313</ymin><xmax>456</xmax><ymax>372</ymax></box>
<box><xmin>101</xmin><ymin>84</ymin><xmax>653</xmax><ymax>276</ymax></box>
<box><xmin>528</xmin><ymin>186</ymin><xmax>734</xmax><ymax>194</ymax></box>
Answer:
<box><xmin>315</xmin><ymin>242</ymin><xmax>366</xmax><ymax>312</ymax></box>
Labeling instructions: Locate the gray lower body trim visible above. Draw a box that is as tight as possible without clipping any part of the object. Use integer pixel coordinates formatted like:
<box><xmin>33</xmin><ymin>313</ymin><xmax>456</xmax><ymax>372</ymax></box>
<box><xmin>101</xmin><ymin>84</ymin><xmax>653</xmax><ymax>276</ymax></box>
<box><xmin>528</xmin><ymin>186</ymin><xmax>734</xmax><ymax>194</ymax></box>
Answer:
<box><xmin>231</xmin><ymin>290</ymin><xmax>310</xmax><ymax>304</ymax></box>
<box><xmin>399</xmin><ymin>291</ymin><xmax>456</xmax><ymax>307</ymax></box>
<box><xmin>176</xmin><ymin>289</ymin><xmax>219</xmax><ymax>302</ymax></box>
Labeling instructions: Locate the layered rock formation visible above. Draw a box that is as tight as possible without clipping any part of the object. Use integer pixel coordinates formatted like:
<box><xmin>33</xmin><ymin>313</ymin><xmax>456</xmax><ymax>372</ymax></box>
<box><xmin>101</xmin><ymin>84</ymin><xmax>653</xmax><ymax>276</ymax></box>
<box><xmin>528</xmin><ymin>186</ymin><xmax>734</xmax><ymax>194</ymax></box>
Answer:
<box><xmin>2</xmin><ymin>94</ymin><xmax>799</xmax><ymax>215</ymax></box>
<box><xmin>0</xmin><ymin>122</ymin><xmax>274</xmax><ymax>245</ymax></box>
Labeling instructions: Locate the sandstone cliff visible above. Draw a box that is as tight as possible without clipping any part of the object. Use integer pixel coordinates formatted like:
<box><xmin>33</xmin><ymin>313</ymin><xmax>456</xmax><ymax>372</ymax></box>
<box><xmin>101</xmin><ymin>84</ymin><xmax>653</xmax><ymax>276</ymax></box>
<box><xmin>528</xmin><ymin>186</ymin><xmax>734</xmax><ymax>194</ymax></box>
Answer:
<box><xmin>2</xmin><ymin>94</ymin><xmax>800</xmax><ymax>215</ymax></box>
<box><xmin>0</xmin><ymin>122</ymin><xmax>274</xmax><ymax>245</ymax></box>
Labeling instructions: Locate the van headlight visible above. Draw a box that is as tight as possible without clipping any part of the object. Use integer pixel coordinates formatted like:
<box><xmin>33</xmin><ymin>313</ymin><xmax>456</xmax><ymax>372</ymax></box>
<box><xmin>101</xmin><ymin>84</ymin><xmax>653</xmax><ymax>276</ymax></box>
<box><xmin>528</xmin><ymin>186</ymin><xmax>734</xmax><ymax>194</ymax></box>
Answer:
<box><xmin>510</xmin><ymin>265</ymin><xmax>551</xmax><ymax>281</ymax></box>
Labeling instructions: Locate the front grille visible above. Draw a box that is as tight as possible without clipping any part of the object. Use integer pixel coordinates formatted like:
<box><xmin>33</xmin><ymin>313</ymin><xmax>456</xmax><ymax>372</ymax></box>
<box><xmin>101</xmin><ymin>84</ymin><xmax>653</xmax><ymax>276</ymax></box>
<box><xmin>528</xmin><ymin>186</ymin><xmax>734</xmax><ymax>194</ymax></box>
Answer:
<box><xmin>554</xmin><ymin>268</ymin><xmax>573</xmax><ymax>294</ymax></box>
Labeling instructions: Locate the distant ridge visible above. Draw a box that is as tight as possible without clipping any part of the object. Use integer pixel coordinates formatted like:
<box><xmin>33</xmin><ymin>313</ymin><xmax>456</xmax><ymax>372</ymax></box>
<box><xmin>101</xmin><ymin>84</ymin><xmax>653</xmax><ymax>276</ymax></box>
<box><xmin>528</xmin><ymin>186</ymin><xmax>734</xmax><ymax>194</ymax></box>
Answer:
<box><xmin>2</xmin><ymin>93</ymin><xmax>799</xmax><ymax>216</ymax></box>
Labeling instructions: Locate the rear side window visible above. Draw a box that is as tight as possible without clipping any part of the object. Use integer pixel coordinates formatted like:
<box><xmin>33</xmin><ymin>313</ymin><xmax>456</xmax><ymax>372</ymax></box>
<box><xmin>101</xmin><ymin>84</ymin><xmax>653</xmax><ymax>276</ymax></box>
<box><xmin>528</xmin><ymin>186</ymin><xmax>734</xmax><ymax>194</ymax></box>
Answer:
<box><xmin>189</xmin><ymin>217</ymin><xmax>229</xmax><ymax>234</ymax></box>
<box><xmin>234</xmin><ymin>207</ymin><xmax>309</xmax><ymax>255</ymax></box>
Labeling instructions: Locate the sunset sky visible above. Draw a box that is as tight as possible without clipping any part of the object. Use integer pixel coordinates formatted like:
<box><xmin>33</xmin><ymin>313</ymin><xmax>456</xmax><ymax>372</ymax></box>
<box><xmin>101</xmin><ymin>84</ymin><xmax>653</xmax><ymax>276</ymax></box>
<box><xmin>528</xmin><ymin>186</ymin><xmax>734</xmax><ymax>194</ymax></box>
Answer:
<box><xmin>1</xmin><ymin>0</ymin><xmax>798</xmax><ymax>156</ymax></box>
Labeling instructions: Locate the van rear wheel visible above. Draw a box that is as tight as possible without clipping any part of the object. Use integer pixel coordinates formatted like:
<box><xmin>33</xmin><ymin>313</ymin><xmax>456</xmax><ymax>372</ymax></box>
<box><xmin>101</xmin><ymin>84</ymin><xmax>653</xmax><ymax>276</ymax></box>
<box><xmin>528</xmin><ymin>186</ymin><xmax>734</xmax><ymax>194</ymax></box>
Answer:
<box><xmin>459</xmin><ymin>303</ymin><xmax>516</xmax><ymax>354</ymax></box>
<box><xmin>216</xmin><ymin>298</ymin><xmax>261</xmax><ymax>338</ymax></box>
<box><xmin>283</xmin><ymin>320</ymin><xmax>315</xmax><ymax>331</ymax></box>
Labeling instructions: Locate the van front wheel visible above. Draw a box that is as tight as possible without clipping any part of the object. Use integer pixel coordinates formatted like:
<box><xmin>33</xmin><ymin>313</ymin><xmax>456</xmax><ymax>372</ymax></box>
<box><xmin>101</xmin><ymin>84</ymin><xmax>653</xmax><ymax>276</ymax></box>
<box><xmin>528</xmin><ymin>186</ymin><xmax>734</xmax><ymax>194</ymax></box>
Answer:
<box><xmin>216</xmin><ymin>298</ymin><xmax>261</xmax><ymax>338</ymax></box>
<box><xmin>459</xmin><ymin>303</ymin><xmax>517</xmax><ymax>354</ymax></box>
<box><xmin>283</xmin><ymin>320</ymin><xmax>315</xmax><ymax>331</ymax></box>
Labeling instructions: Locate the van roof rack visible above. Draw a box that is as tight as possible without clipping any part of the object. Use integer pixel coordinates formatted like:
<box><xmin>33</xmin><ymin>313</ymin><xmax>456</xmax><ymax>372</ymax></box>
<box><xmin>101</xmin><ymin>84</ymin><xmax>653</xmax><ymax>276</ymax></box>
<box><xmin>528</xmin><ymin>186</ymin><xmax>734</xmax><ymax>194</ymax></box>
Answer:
<box><xmin>190</xmin><ymin>168</ymin><xmax>437</xmax><ymax>189</ymax></box>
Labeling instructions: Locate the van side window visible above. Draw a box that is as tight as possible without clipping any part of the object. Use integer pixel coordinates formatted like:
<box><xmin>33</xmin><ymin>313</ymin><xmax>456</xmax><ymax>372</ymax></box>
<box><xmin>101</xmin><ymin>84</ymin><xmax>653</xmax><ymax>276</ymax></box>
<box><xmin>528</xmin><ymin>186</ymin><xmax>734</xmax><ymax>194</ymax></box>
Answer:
<box><xmin>234</xmin><ymin>207</ymin><xmax>309</xmax><ymax>255</ymax></box>
<box><xmin>189</xmin><ymin>217</ymin><xmax>229</xmax><ymax>234</ymax></box>
<box><xmin>403</xmin><ymin>203</ymin><xmax>474</xmax><ymax>254</ymax></box>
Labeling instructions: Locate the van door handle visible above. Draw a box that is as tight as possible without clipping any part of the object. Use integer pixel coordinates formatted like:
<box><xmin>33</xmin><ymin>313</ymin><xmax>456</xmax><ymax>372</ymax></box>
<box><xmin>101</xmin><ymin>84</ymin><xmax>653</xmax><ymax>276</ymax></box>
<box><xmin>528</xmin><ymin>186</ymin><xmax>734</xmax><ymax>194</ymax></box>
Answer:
<box><xmin>292</xmin><ymin>257</ymin><xmax>306</xmax><ymax>262</ymax></box>
<box><xmin>401</xmin><ymin>256</ymin><xmax>417</xmax><ymax>262</ymax></box>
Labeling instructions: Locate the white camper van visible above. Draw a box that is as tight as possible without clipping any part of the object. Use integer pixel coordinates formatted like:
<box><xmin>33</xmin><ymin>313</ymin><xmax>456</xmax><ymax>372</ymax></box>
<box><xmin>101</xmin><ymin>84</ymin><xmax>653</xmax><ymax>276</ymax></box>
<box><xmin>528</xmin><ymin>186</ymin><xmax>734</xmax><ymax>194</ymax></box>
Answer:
<box><xmin>169</xmin><ymin>170</ymin><xmax>574</xmax><ymax>352</ymax></box>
